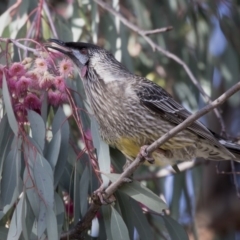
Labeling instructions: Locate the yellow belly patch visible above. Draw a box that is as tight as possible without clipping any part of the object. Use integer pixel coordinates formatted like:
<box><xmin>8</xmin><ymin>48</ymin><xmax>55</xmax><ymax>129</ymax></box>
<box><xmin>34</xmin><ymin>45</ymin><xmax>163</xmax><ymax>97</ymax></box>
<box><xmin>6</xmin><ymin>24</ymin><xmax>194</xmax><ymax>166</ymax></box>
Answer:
<box><xmin>116</xmin><ymin>137</ymin><xmax>141</xmax><ymax>159</ymax></box>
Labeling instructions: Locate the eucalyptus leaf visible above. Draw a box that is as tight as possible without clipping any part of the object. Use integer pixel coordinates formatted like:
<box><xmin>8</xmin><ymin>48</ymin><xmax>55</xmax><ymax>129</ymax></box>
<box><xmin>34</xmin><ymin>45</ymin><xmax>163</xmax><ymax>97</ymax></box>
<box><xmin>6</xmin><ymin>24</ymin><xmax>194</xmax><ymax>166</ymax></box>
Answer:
<box><xmin>45</xmin><ymin>130</ymin><xmax>61</xmax><ymax>170</ymax></box>
<box><xmin>33</xmin><ymin>153</ymin><xmax>54</xmax><ymax>208</ymax></box>
<box><xmin>102</xmin><ymin>205</ymin><xmax>113</xmax><ymax>240</ymax></box>
<box><xmin>28</xmin><ymin>110</ymin><xmax>45</xmax><ymax>151</ymax></box>
<box><xmin>0</xmin><ymin>10</ymin><xmax>12</xmax><ymax>36</ymax></box>
<box><xmin>80</xmin><ymin>165</ymin><xmax>89</xmax><ymax>217</ymax></box>
<box><xmin>7</xmin><ymin>193</ymin><xmax>25</xmax><ymax>240</ymax></box>
<box><xmin>54</xmin><ymin>193</ymin><xmax>65</xmax><ymax>233</ymax></box>
<box><xmin>98</xmin><ymin>140</ymin><xmax>110</xmax><ymax>188</ymax></box>
<box><xmin>110</xmin><ymin>206</ymin><xmax>130</xmax><ymax>240</ymax></box>
<box><xmin>162</xmin><ymin>215</ymin><xmax>189</xmax><ymax>240</ymax></box>
<box><xmin>130</xmin><ymin>198</ymin><xmax>154</xmax><ymax>240</ymax></box>
<box><xmin>115</xmin><ymin>192</ymin><xmax>134</xmax><ymax>239</ymax></box>
<box><xmin>52</xmin><ymin>107</ymin><xmax>69</xmax><ymax>187</ymax></box>
<box><xmin>105</xmin><ymin>173</ymin><xmax>167</xmax><ymax>213</ymax></box>
<box><xmin>2</xmin><ymin>74</ymin><xmax>18</xmax><ymax>135</ymax></box>
<box><xmin>46</xmin><ymin>207</ymin><xmax>58</xmax><ymax>240</ymax></box>
<box><xmin>1</xmin><ymin>147</ymin><xmax>20</xmax><ymax>206</ymax></box>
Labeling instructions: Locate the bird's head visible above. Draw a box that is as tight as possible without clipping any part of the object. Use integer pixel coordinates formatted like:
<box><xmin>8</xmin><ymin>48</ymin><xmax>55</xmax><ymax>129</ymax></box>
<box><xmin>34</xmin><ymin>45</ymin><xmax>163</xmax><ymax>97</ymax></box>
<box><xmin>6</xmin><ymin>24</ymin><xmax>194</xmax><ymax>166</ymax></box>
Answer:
<box><xmin>46</xmin><ymin>39</ymin><xmax>129</xmax><ymax>83</ymax></box>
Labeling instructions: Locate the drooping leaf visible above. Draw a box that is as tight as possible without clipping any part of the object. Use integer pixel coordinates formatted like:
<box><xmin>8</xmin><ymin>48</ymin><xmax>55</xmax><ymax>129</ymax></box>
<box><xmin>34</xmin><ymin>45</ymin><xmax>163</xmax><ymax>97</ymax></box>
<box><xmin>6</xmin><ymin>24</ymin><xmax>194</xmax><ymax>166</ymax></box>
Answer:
<box><xmin>105</xmin><ymin>173</ymin><xmax>168</xmax><ymax>213</ymax></box>
<box><xmin>28</xmin><ymin>110</ymin><xmax>45</xmax><ymax>152</ymax></box>
<box><xmin>79</xmin><ymin>165</ymin><xmax>89</xmax><ymax>217</ymax></box>
<box><xmin>74</xmin><ymin>164</ymin><xmax>81</xmax><ymax>225</ymax></box>
<box><xmin>2</xmin><ymin>73</ymin><xmax>18</xmax><ymax>135</ymax></box>
<box><xmin>110</xmin><ymin>206</ymin><xmax>130</xmax><ymax>240</ymax></box>
<box><xmin>1</xmin><ymin>141</ymin><xmax>21</xmax><ymax>206</ymax></box>
<box><xmin>162</xmin><ymin>215</ymin><xmax>189</xmax><ymax>240</ymax></box>
<box><xmin>46</xmin><ymin>207</ymin><xmax>58</xmax><ymax>240</ymax></box>
<box><xmin>52</xmin><ymin>107</ymin><xmax>69</xmax><ymax>187</ymax></box>
<box><xmin>102</xmin><ymin>205</ymin><xmax>113</xmax><ymax>240</ymax></box>
<box><xmin>7</xmin><ymin>192</ymin><xmax>25</xmax><ymax>240</ymax></box>
<box><xmin>91</xmin><ymin>118</ymin><xmax>110</xmax><ymax>187</ymax></box>
<box><xmin>0</xmin><ymin>10</ymin><xmax>12</xmax><ymax>36</ymax></box>
<box><xmin>54</xmin><ymin>192</ymin><xmax>65</xmax><ymax>234</ymax></box>
<box><xmin>45</xmin><ymin>130</ymin><xmax>61</xmax><ymax>170</ymax></box>
<box><xmin>115</xmin><ymin>192</ymin><xmax>134</xmax><ymax>239</ymax></box>
<box><xmin>130</xmin><ymin>198</ymin><xmax>154</xmax><ymax>240</ymax></box>
<box><xmin>0</xmin><ymin>136</ymin><xmax>22</xmax><ymax>219</ymax></box>
<box><xmin>98</xmin><ymin>140</ymin><xmax>110</xmax><ymax>188</ymax></box>
<box><xmin>33</xmin><ymin>153</ymin><xmax>54</xmax><ymax>208</ymax></box>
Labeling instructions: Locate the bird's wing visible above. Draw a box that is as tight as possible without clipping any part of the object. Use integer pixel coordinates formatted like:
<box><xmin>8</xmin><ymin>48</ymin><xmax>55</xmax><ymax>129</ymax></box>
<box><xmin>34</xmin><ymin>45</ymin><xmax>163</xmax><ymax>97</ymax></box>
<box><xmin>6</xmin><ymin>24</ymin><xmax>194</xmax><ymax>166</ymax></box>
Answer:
<box><xmin>136</xmin><ymin>79</ymin><xmax>223</xmax><ymax>148</ymax></box>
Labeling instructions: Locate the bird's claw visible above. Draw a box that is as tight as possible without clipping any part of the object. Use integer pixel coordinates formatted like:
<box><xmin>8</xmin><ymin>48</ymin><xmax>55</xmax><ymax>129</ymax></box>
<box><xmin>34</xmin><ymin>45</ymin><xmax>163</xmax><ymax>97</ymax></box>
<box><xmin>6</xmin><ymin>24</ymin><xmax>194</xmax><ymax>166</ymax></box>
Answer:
<box><xmin>140</xmin><ymin>145</ymin><xmax>155</xmax><ymax>164</ymax></box>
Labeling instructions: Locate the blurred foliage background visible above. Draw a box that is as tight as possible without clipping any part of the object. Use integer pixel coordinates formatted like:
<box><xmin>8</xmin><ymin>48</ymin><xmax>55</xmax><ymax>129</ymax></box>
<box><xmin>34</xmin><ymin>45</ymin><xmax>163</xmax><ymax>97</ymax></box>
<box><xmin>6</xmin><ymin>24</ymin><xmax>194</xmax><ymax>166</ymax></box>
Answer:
<box><xmin>1</xmin><ymin>0</ymin><xmax>240</xmax><ymax>239</ymax></box>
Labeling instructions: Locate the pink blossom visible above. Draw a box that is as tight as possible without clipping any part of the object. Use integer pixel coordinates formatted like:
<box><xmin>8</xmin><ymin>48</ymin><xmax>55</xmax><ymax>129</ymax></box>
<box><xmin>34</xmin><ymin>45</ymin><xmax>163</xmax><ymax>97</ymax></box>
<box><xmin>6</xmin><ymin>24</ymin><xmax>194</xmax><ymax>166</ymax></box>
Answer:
<box><xmin>35</xmin><ymin>58</ymin><xmax>48</xmax><ymax>72</ymax></box>
<box><xmin>9</xmin><ymin>63</ymin><xmax>26</xmax><ymax>77</ymax></box>
<box><xmin>54</xmin><ymin>76</ymin><xmax>66</xmax><ymax>92</ymax></box>
<box><xmin>59</xmin><ymin>59</ymin><xmax>73</xmax><ymax>77</ymax></box>
<box><xmin>16</xmin><ymin>76</ymin><xmax>31</xmax><ymax>96</ymax></box>
<box><xmin>39</xmin><ymin>71</ymin><xmax>54</xmax><ymax>89</ymax></box>
<box><xmin>60</xmin><ymin>93</ymin><xmax>68</xmax><ymax>103</ymax></box>
<box><xmin>24</xmin><ymin>94</ymin><xmax>41</xmax><ymax>113</ymax></box>
<box><xmin>27</xmin><ymin>71</ymin><xmax>40</xmax><ymax>89</ymax></box>
<box><xmin>14</xmin><ymin>104</ymin><xmax>27</xmax><ymax>123</ymax></box>
<box><xmin>48</xmin><ymin>90</ymin><xmax>61</xmax><ymax>106</ymax></box>
<box><xmin>8</xmin><ymin>76</ymin><xmax>18</xmax><ymax>91</ymax></box>
<box><xmin>22</xmin><ymin>57</ymin><xmax>33</xmax><ymax>69</ymax></box>
<box><xmin>0</xmin><ymin>66</ymin><xmax>3</xmax><ymax>88</ymax></box>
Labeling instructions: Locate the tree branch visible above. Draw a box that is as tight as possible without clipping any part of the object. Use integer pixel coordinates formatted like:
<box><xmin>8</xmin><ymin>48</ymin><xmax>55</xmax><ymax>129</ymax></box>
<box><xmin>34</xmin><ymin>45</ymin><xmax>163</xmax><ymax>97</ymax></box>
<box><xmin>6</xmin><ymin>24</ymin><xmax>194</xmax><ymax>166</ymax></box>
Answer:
<box><xmin>93</xmin><ymin>0</ymin><xmax>226</xmax><ymax>135</ymax></box>
<box><xmin>60</xmin><ymin>79</ymin><xmax>240</xmax><ymax>239</ymax></box>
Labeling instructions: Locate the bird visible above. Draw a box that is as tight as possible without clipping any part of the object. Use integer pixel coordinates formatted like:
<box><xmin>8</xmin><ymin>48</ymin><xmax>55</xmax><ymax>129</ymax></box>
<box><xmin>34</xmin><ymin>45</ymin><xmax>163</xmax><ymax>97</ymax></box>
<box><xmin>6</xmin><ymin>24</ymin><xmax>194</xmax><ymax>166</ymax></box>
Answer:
<box><xmin>46</xmin><ymin>39</ymin><xmax>240</xmax><ymax>167</ymax></box>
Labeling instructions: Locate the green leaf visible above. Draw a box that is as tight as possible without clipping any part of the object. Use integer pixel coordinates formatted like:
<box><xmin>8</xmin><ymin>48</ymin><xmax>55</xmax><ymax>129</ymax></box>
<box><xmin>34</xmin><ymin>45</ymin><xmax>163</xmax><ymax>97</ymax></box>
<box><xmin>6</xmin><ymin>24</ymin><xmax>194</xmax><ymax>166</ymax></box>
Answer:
<box><xmin>102</xmin><ymin>205</ymin><xmax>113</xmax><ymax>240</ymax></box>
<box><xmin>24</xmin><ymin>167</ymin><xmax>40</xmax><ymax>217</ymax></box>
<box><xmin>22</xmin><ymin>196</ymin><xmax>35</xmax><ymax>240</ymax></box>
<box><xmin>162</xmin><ymin>215</ymin><xmax>189</xmax><ymax>240</ymax></box>
<box><xmin>1</xmin><ymin>145</ymin><xmax>21</xmax><ymax>206</ymax></box>
<box><xmin>7</xmin><ymin>192</ymin><xmax>25</xmax><ymax>240</ymax></box>
<box><xmin>0</xmin><ymin>10</ymin><xmax>12</xmax><ymax>36</ymax></box>
<box><xmin>41</xmin><ymin>92</ymin><xmax>48</xmax><ymax>123</ymax></box>
<box><xmin>115</xmin><ymin>192</ymin><xmax>134</xmax><ymax>239</ymax></box>
<box><xmin>91</xmin><ymin>118</ymin><xmax>110</xmax><ymax>187</ymax></box>
<box><xmin>45</xmin><ymin>130</ymin><xmax>61</xmax><ymax>170</ymax></box>
<box><xmin>0</xmin><ymin>227</ymin><xmax>8</xmax><ymax>240</ymax></box>
<box><xmin>46</xmin><ymin>207</ymin><xmax>58</xmax><ymax>240</ymax></box>
<box><xmin>54</xmin><ymin>193</ymin><xmax>65</xmax><ymax>234</ymax></box>
<box><xmin>74</xmin><ymin>165</ymin><xmax>81</xmax><ymax>224</ymax></box>
<box><xmin>28</xmin><ymin>110</ymin><xmax>45</xmax><ymax>152</ymax></box>
<box><xmin>52</xmin><ymin>107</ymin><xmax>69</xmax><ymax>187</ymax></box>
<box><xmin>80</xmin><ymin>165</ymin><xmax>89</xmax><ymax>217</ymax></box>
<box><xmin>98</xmin><ymin>140</ymin><xmax>110</xmax><ymax>187</ymax></box>
<box><xmin>110</xmin><ymin>207</ymin><xmax>130</xmax><ymax>240</ymax></box>
<box><xmin>106</xmin><ymin>174</ymin><xmax>168</xmax><ymax>213</ymax></box>
<box><xmin>2</xmin><ymin>73</ymin><xmax>18</xmax><ymax>135</ymax></box>
<box><xmin>33</xmin><ymin>153</ymin><xmax>54</xmax><ymax>208</ymax></box>
<box><xmin>90</xmin><ymin>117</ymin><xmax>101</xmax><ymax>154</ymax></box>
<box><xmin>37</xmin><ymin>201</ymin><xmax>47</xmax><ymax>238</ymax></box>
<box><xmin>130</xmin><ymin>198</ymin><xmax>154</xmax><ymax>239</ymax></box>
<box><xmin>8</xmin><ymin>0</ymin><xmax>29</xmax><ymax>39</ymax></box>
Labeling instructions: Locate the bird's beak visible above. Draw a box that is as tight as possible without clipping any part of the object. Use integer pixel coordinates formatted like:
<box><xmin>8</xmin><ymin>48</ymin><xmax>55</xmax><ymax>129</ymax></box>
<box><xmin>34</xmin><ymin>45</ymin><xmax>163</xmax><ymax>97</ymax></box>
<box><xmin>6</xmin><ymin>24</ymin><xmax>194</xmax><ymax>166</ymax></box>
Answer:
<box><xmin>45</xmin><ymin>39</ymin><xmax>72</xmax><ymax>55</ymax></box>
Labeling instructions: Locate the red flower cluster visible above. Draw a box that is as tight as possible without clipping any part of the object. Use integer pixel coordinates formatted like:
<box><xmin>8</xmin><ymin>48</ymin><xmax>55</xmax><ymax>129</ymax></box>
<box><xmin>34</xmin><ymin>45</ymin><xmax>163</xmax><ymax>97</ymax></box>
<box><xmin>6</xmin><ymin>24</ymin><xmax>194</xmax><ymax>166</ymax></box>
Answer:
<box><xmin>0</xmin><ymin>54</ymin><xmax>74</xmax><ymax>122</ymax></box>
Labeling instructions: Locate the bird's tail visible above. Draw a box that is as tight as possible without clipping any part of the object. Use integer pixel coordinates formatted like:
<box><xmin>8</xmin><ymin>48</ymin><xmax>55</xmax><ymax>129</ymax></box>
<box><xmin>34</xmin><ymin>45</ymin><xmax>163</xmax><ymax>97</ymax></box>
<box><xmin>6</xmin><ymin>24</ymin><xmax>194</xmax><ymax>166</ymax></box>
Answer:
<box><xmin>219</xmin><ymin>139</ymin><xmax>240</xmax><ymax>160</ymax></box>
<box><xmin>211</xmin><ymin>130</ymin><xmax>240</xmax><ymax>160</ymax></box>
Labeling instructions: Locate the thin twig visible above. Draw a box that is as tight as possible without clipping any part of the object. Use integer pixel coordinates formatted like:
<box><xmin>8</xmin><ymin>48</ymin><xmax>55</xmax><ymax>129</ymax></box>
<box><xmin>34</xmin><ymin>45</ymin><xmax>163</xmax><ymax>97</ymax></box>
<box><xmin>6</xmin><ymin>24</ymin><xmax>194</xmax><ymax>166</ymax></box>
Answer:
<box><xmin>60</xmin><ymin>80</ymin><xmax>240</xmax><ymax>239</ymax></box>
<box><xmin>43</xmin><ymin>2</ymin><xmax>58</xmax><ymax>38</ymax></box>
<box><xmin>93</xmin><ymin>0</ymin><xmax>226</xmax><ymax>135</ymax></box>
<box><xmin>142</xmin><ymin>26</ymin><xmax>173</xmax><ymax>35</ymax></box>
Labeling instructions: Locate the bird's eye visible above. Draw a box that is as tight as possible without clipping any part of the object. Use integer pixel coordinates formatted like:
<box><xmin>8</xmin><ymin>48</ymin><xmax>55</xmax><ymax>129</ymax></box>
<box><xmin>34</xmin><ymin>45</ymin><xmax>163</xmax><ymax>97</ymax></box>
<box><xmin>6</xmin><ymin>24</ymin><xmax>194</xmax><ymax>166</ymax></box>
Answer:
<box><xmin>80</xmin><ymin>48</ymin><xmax>87</xmax><ymax>55</ymax></box>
